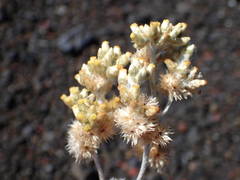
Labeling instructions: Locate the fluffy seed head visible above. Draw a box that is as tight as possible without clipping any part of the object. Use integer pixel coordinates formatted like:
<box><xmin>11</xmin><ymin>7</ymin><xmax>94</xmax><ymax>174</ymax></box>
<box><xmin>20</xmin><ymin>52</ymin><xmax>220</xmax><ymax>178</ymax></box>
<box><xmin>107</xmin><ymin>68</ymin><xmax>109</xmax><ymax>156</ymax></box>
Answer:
<box><xmin>66</xmin><ymin>121</ymin><xmax>100</xmax><ymax>162</ymax></box>
<box><xmin>149</xmin><ymin>145</ymin><xmax>169</xmax><ymax>173</ymax></box>
<box><xmin>142</xmin><ymin>124</ymin><xmax>172</xmax><ymax>146</ymax></box>
<box><xmin>114</xmin><ymin>106</ymin><xmax>155</xmax><ymax>146</ymax></box>
<box><xmin>91</xmin><ymin>117</ymin><xmax>115</xmax><ymax>141</ymax></box>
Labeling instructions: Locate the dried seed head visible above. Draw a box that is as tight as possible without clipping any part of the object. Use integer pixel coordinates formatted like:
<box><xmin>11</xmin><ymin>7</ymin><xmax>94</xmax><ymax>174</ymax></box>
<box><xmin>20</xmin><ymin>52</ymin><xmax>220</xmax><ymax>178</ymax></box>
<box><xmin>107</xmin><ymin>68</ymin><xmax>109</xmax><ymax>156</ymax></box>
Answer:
<box><xmin>114</xmin><ymin>106</ymin><xmax>156</xmax><ymax>146</ymax></box>
<box><xmin>149</xmin><ymin>145</ymin><xmax>169</xmax><ymax>173</ymax></box>
<box><xmin>66</xmin><ymin>121</ymin><xmax>100</xmax><ymax>162</ymax></box>
<box><xmin>91</xmin><ymin>117</ymin><xmax>115</xmax><ymax>141</ymax></box>
<box><xmin>142</xmin><ymin>124</ymin><xmax>172</xmax><ymax>146</ymax></box>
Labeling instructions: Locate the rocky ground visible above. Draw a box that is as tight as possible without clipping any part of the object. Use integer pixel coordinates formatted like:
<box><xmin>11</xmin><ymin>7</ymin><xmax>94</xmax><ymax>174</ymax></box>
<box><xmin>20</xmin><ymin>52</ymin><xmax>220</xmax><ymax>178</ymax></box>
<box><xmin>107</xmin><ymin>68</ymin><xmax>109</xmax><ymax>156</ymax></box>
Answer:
<box><xmin>0</xmin><ymin>0</ymin><xmax>240</xmax><ymax>179</ymax></box>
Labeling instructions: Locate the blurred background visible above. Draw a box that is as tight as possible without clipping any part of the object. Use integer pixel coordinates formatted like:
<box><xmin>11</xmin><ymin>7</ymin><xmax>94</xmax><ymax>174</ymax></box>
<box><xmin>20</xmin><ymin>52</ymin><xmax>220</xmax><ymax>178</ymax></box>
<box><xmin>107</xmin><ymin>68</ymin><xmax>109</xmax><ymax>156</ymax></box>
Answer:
<box><xmin>0</xmin><ymin>0</ymin><xmax>240</xmax><ymax>179</ymax></box>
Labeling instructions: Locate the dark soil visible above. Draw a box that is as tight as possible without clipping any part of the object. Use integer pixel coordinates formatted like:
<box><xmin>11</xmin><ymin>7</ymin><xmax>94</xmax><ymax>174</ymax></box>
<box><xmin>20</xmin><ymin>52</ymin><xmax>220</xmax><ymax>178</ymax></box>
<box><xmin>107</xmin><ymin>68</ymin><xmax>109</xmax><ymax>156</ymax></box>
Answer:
<box><xmin>1</xmin><ymin>0</ymin><xmax>240</xmax><ymax>179</ymax></box>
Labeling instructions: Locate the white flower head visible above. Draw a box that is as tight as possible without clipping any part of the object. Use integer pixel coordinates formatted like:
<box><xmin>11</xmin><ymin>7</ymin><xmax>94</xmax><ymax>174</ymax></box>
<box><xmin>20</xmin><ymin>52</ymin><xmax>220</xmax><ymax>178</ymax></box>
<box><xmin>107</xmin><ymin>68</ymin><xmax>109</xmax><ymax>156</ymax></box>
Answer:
<box><xmin>114</xmin><ymin>106</ymin><xmax>155</xmax><ymax>146</ymax></box>
<box><xmin>66</xmin><ymin>121</ymin><xmax>100</xmax><ymax>162</ymax></box>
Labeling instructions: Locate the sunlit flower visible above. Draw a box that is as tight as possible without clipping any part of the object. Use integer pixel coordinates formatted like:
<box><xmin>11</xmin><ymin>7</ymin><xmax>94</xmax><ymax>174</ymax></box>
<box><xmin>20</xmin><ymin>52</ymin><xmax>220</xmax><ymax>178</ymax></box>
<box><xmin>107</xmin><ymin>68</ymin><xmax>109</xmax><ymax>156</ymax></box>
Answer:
<box><xmin>75</xmin><ymin>41</ymin><xmax>131</xmax><ymax>97</ymax></box>
<box><xmin>130</xmin><ymin>20</ymin><xmax>189</xmax><ymax>49</ymax></box>
<box><xmin>61</xmin><ymin>19</ymin><xmax>207</xmax><ymax>177</ymax></box>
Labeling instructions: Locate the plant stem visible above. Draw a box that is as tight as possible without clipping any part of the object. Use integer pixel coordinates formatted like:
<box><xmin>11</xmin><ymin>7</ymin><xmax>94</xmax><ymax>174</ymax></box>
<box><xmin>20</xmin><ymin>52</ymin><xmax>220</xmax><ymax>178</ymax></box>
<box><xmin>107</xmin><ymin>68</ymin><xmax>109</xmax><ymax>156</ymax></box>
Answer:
<box><xmin>93</xmin><ymin>154</ymin><xmax>105</xmax><ymax>180</ymax></box>
<box><xmin>136</xmin><ymin>144</ymin><xmax>151</xmax><ymax>180</ymax></box>
<box><xmin>161</xmin><ymin>96</ymin><xmax>172</xmax><ymax>116</ymax></box>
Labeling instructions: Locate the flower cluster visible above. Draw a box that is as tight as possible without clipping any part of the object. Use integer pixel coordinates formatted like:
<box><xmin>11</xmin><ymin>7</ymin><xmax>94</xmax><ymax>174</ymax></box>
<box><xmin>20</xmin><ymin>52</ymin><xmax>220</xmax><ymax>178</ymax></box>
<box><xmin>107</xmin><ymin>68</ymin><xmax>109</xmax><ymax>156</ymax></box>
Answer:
<box><xmin>61</xmin><ymin>19</ymin><xmax>207</xmax><ymax>173</ymax></box>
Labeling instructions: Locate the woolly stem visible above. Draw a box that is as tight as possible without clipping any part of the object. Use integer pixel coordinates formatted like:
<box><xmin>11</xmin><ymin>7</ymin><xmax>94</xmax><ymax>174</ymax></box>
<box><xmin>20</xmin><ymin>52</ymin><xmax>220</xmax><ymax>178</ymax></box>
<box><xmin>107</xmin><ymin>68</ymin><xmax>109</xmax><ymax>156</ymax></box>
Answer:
<box><xmin>161</xmin><ymin>96</ymin><xmax>172</xmax><ymax>116</ymax></box>
<box><xmin>93</xmin><ymin>154</ymin><xmax>105</xmax><ymax>180</ymax></box>
<box><xmin>136</xmin><ymin>144</ymin><xmax>151</xmax><ymax>180</ymax></box>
